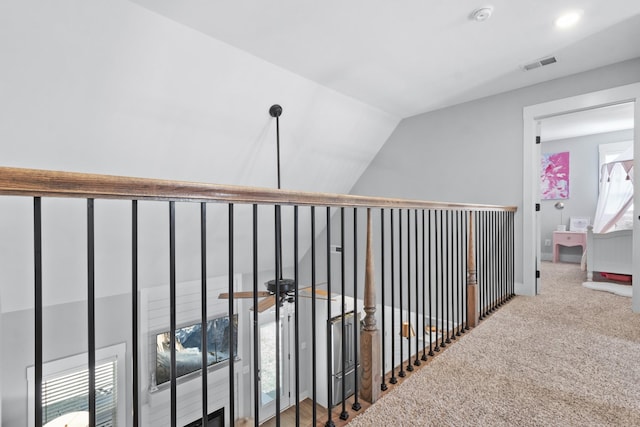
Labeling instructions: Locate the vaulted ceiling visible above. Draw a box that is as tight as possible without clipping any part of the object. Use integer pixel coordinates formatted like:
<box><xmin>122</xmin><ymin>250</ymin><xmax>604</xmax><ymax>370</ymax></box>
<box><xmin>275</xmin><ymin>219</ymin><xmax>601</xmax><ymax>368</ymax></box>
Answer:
<box><xmin>133</xmin><ymin>0</ymin><xmax>640</xmax><ymax>118</ymax></box>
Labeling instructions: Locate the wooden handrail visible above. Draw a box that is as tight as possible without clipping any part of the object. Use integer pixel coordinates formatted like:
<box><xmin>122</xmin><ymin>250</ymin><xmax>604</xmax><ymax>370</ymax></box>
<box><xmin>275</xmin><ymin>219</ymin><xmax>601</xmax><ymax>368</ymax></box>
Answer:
<box><xmin>0</xmin><ymin>167</ymin><xmax>517</xmax><ymax>211</ymax></box>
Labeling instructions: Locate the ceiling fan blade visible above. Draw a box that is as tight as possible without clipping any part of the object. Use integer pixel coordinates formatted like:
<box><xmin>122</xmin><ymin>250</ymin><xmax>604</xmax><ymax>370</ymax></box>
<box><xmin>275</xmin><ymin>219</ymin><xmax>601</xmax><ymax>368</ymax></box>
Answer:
<box><xmin>252</xmin><ymin>295</ymin><xmax>277</xmax><ymax>313</ymax></box>
<box><xmin>219</xmin><ymin>291</ymin><xmax>271</xmax><ymax>299</ymax></box>
<box><xmin>298</xmin><ymin>282</ymin><xmax>329</xmax><ymax>295</ymax></box>
<box><xmin>297</xmin><ymin>294</ymin><xmax>335</xmax><ymax>301</ymax></box>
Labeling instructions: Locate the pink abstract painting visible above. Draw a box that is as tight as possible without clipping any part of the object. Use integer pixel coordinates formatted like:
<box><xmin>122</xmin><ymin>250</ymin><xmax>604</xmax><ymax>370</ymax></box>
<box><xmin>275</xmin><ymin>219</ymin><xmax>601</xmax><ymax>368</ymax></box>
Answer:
<box><xmin>541</xmin><ymin>151</ymin><xmax>569</xmax><ymax>200</ymax></box>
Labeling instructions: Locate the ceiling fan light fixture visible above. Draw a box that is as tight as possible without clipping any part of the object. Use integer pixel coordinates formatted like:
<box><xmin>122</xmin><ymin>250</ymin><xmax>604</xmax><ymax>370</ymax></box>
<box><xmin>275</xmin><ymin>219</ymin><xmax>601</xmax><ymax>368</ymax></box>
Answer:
<box><xmin>555</xmin><ymin>10</ymin><xmax>583</xmax><ymax>29</ymax></box>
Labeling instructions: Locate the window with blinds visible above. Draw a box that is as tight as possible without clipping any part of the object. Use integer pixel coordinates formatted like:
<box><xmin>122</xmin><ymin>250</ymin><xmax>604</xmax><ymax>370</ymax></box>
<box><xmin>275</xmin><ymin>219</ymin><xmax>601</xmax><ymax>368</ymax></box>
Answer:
<box><xmin>42</xmin><ymin>359</ymin><xmax>117</xmax><ymax>427</ymax></box>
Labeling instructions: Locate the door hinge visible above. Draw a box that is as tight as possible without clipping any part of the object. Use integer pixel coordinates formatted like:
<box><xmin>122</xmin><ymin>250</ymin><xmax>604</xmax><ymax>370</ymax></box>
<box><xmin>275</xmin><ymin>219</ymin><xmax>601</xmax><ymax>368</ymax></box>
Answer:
<box><xmin>535</xmin><ymin>203</ymin><xmax>540</xmax><ymax>212</ymax></box>
<box><xmin>536</xmin><ymin>270</ymin><xmax>540</xmax><ymax>278</ymax></box>
<box><xmin>536</xmin><ymin>136</ymin><xmax>541</xmax><ymax>144</ymax></box>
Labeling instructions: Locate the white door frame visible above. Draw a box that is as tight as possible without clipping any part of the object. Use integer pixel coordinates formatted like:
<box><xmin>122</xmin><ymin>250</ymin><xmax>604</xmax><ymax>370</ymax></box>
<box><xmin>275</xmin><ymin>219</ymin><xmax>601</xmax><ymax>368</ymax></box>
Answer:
<box><xmin>522</xmin><ymin>82</ymin><xmax>640</xmax><ymax>312</ymax></box>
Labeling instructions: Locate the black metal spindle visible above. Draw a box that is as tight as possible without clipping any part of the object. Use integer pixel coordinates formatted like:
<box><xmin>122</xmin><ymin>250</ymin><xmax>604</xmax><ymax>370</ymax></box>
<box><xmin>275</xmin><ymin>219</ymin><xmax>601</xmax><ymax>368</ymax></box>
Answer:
<box><xmin>311</xmin><ymin>207</ymin><xmax>317</xmax><ymax>425</ymax></box>
<box><xmin>389</xmin><ymin>209</ymin><xmax>397</xmax><ymax>384</ymax></box>
<box><xmin>340</xmin><ymin>208</ymin><xmax>348</xmax><ymax>420</ymax></box>
<box><xmin>440</xmin><ymin>210</ymin><xmax>446</xmax><ymax>349</ymax></box>
<box><xmin>405</xmin><ymin>209</ymin><xmax>413</xmax><ymax>372</ymax></box>
<box><xmin>456</xmin><ymin>211</ymin><xmax>462</xmax><ymax>337</ymax></box>
<box><xmin>228</xmin><ymin>203</ymin><xmax>235</xmax><ymax>427</ymax></box>
<box><xmin>462</xmin><ymin>212</ymin><xmax>475</xmax><ymax>334</ymax></box>
<box><xmin>428</xmin><ymin>210</ymin><xmax>434</xmax><ymax>356</ymax></box>
<box><xmin>398</xmin><ymin>210</ymin><xmax>405</xmax><ymax>378</ymax></box>
<box><xmin>421</xmin><ymin>210</ymin><xmax>427</xmax><ymax>361</ymax></box>
<box><xmin>325</xmin><ymin>206</ymin><xmax>335</xmax><ymax>427</ymax></box>
<box><xmin>414</xmin><ymin>210</ymin><xmax>420</xmax><ymax>366</ymax></box>
<box><xmin>451</xmin><ymin>211</ymin><xmax>458</xmax><ymax>340</ymax></box>
<box><xmin>132</xmin><ymin>201</ymin><xmax>139</xmax><ymax>427</ymax></box>
<box><xmin>380</xmin><ymin>209</ymin><xmax>388</xmax><ymax>391</ymax></box>
<box><xmin>34</xmin><ymin>197</ymin><xmax>43</xmax><ymax>427</ymax></box>
<box><xmin>87</xmin><ymin>199</ymin><xmax>96</xmax><ymax>427</ymax></box>
<box><xmin>352</xmin><ymin>208</ymin><xmax>361</xmax><ymax>411</ymax></box>
<box><xmin>169</xmin><ymin>201</ymin><xmax>177</xmax><ymax>427</ymax></box>
<box><xmin>200</xmin><ymin>203</ymin><xmax>208</xmax><ymax>425</ymax></box>
<box><xmin>252</xmin><ymin>205</ymin><xmax>259</xmax><ymax>427</ymax></box>
<box><xmin>294</xmin><ymin>206</ymin><xmax>300</xmax><ymax>426</ymax></box>
<box><xmin>434</xmin><ymin>210</ymin><xmax>439</xmax><ymax>352</ymax></box>
<box><xmin>274</xmin><ymin>205</ymin><xmax>281</xmax><ymax>427</ymax></box>
<box><xmin>511</xmin><ymin>211</ymin><xmax>515</xmax><ymax>297</ymax></box>
<box><xmin>444</xmin><ymin>210</ymin><xmax>450</xmax><ymax>345</ymax></box>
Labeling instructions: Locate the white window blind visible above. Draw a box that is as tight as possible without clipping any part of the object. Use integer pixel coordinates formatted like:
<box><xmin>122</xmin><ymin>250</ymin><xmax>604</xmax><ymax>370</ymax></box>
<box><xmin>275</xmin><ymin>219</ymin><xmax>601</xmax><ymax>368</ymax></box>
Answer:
<box><xmin>42</xmin><ymin>359</ymin><xmax>117</xmax><ymax>427</ymax></box>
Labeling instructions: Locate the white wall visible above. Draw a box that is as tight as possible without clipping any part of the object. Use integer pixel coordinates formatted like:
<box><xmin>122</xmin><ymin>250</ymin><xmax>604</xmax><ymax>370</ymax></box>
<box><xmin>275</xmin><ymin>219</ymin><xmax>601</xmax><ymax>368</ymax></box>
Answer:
<box><xmin>350</xmin><ymin>57</ymin><xmax>640</xmax><ymax>293</ymax></box>
<box><xmin>0</xmin><ymin>1</ymin><xmax>399</xmax><ymax>424</ymax></box>
<box><xmin>0</xmin><ymin>0</ymin><xmax>398</xmax><ymax>313</ymax></box>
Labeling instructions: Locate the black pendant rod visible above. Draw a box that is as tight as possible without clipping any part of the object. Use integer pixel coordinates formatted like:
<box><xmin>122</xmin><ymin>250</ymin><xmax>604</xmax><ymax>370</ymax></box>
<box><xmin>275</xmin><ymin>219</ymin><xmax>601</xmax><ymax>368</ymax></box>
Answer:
<box><xmin>270</xmin><ymin>104</ymin><xmax>284</xmax><ymax>281</ymax></box>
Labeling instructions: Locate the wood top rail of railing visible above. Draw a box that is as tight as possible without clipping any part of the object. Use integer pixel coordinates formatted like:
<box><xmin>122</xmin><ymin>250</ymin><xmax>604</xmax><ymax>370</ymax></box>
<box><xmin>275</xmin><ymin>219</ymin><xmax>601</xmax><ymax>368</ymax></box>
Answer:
<box><xmin>0</xmin><ymin>167</ymin><xmax>517</xmax><ymax>212</ymax></box>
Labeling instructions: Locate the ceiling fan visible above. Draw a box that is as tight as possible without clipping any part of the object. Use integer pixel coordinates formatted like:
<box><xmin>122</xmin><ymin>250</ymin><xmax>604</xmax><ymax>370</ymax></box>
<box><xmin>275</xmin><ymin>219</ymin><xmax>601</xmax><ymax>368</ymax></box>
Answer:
<box><xmin>218</xmin><ymin>105</ymin><xmax>330</xmax><ymax>313</ymax></box>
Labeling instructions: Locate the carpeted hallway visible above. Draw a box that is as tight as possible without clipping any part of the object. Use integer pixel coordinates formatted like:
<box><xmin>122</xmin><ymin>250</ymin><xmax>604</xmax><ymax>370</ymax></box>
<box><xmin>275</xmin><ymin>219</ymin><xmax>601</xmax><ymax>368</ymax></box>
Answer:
<box><xmin>349</xmin><ymin>262</ymin><xmax>640</xmax><ymax>426</ymax></box>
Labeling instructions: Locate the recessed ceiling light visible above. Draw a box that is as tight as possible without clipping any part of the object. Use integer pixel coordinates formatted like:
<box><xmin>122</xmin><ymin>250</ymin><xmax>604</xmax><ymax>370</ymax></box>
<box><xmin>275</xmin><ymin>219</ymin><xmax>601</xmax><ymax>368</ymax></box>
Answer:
<box><xmin>555</xmin><ymin>10</ymin><xmax>582</xmax><ymax>29</ymax></box>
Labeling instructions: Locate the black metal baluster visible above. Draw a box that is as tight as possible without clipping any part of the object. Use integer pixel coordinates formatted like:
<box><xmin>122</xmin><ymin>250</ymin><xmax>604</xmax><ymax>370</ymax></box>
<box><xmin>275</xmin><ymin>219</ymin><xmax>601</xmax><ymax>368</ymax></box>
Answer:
<box><xmin>414</xmin><ymin>210</ymin><xmax>420</xmax><ymax>366</ymax></box>
<box><xmin>479</xmin><ymin>211</ymin><xmax>485</xmax><ymax>319</ymax></box>
<box><xmin>511</xmin><ymin>211</ymin><xmax>515</xmax><ymax>298</ymax></box>
<box><xmin>398</xmin><ymin>210</ymin><xmax>405</xmax><ymax>378</ymax></box>
<box><xmin>325</xmin><ymin>206</ymin><xmax>335</xmax><ymax>427</ymax></box>
<box><xmin>456</xmin><ymin>211</ymin><xmax>462</xmax><ymax>337</ymax></box>
<box><xmin>310</xmin><ymin>206</ymin><xmax>317</xmax><ymax>425</ymax></box>
<box><xmin>274</xmin><ymin>205</ymin><xmax>281</xmax><ymax>427</ymax></box>
<box><xmin>169</xmin><ymin>201</ymin><xmax>177</xmax><ymax>427</ymax></box>
<box><xmin>421</xmin><ymin>210</ymin><xmax>427</xmax><ymax>361</ymax></box>
<box><xmin>492</xmin><ymin>211</ymin><xmax>497</xmax><ymax>311</ymax></box>
<box><xmin>463</xmin><ymin>211</ymin><xmax>469</xmax><ymax>332</ymax></box>
<box><xmin>405</xmin><ymin>209</ymin><xmax>413</xmax><ymax>373</ymax></box>
<box><xmin>434</xmin><ymin>210</ymin><xmax>439</xmax><ymax>353</ymax></box>
<box><xmin>228</xmin><ymin>203</ymin><xmax>235</xmax><ymax>427</ymax></box>
<box><xmin>352</xmin><ymin>207</ymin><xmax>361</xmax><ymax>411</ymax></box>
<box><xmin>88</xmin><ymin>199</ymin><xmax>96</xmax><ymax>427</ymax></box>
<box><xmin>34</xmin><ymin>198</ymin><xmax>43</xmax><ymax>427</ymax></box>
<box><xmin>132</xmin><ymin>201</ymin><xmax>139</xmax><ymax>426</ymax></box>
<box><xmin>294</xmin><ymin>206</ymin><xmax>300</xmax><ymax>426</ymax></box>
<box><xmin>252</xmin><ymin>205</ymin><xmax>259</xmax><ymax>426</ymax></box>
<box><xmin>444</xmin><ymin>210</ymin><xmax>451</xmax><ymax>346</ymax></box>
<box><xmin>440</xmin><ymin>210</ymin><xmax>446</xmax><ymax>349</ymax></box>
<box><xmin>340</xmin><ymin>208</ymin><xmax>348</xmax><ymax>420</ymax></box>
<box><xmin>428</xmin><ymin>210</ymin><xmax>434</xmax><ymax>355</ymax></box>
<box><xmin>389</xmin><ymin>209</ymin><xmax>397</xmax><ymax>384</ymax></box>
<box><xmin>200</xmin><ymin>203</ymin><xmax>208</xmax><ymax>425</ymax></box>
<box><xmin>451</xmin><ymin>211</ymin><xmax>458</xmax><ymax>340</ymax></box>
<box><xmin>380</xmin><ymin>209</ymin><xmax>388</xmax><ymax>391</ymax></box>
<box><xmin>500</xmin><ymin>211</ymin><xmax>505</xmax><ymax>306</ymax></box>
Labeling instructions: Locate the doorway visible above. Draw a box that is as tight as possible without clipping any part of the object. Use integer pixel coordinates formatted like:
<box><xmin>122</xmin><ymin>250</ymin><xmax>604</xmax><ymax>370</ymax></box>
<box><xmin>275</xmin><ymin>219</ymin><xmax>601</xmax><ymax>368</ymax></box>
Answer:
<box><xmin>522</xmin><ymin>82</ymin><xmax>640</xmax><ymax>312</ymax></box>
<box><xmin>255</xmin><ymin>305</ymin><xmax>294</xmax><ymax>424</ymax></box>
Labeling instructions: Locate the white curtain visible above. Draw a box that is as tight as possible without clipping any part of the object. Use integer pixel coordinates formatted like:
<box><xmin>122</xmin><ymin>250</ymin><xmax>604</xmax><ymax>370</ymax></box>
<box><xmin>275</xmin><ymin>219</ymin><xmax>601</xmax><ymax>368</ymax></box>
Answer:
<box><xmin>592</xmin><ymin>146</ymin><xmax>634</xmax><ymax>233</ymax></box>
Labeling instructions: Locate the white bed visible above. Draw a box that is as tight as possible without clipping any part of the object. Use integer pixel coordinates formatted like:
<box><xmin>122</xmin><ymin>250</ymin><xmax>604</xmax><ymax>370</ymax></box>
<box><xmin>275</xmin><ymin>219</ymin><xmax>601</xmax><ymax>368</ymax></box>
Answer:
<box><xmin>586</xmin><ymin>226</ymin><xmax>633</xmax><ymax>281</ymax></box>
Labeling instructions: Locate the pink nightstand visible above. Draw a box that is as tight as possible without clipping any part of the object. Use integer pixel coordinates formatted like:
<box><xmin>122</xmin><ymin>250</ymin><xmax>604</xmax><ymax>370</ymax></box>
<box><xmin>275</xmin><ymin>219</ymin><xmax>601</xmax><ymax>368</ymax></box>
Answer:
<box><xmin>552</xmin><ymin>231</ymin><xmax>586</xmax><ymax>263</ymax></box>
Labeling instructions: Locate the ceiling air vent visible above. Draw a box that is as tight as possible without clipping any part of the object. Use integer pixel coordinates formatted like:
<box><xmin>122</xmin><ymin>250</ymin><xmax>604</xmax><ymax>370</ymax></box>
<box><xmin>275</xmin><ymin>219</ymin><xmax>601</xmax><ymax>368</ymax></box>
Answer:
<box><xmin>522</xmin><ymin>56</ymin><xmax>557</xmax><ymax>71</ymax></box>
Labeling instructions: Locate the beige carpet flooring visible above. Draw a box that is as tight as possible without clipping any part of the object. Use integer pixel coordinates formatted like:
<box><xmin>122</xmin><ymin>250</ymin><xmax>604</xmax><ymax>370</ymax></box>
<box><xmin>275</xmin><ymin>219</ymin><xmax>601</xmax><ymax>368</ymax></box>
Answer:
<box><xmin>349</xmin><ymin>262</ymin><xmax>640</xmax><ymax>426</ymax></box>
